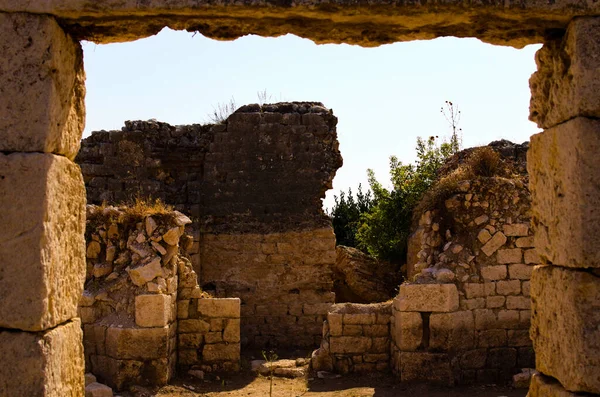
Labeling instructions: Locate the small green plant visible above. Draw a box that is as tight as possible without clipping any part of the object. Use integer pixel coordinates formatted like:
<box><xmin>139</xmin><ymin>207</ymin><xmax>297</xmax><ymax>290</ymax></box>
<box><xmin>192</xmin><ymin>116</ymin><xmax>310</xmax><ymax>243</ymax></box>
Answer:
<box><xmin>262</xmin><ymin>350</ymin><xmax>278</xmax><ymax>397</ymax></box>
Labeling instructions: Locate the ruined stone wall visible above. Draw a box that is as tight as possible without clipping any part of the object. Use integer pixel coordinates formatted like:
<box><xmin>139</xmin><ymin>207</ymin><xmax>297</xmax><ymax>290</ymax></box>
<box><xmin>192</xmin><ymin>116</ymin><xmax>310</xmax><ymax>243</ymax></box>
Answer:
<box><xmin>312</xmin><ymin>303</ymin><xmax>392</xmax><ymax>374</ymax></box>
<box><xmin>392</xmin><ymin>156</ymin><xmax>538</xmax><ymax>385</ymax></box>
<box><xmin>77</xmin><ymin>102</ymin><xmax>342</xmax><ymax>349</ymax></box>
<box><xmin>80</xmin><ymin>205</ymin><xmax>241</xmax><ymax>391</ymax></box>
<box><xmin>80</xmin><ymin>205</ymin><xmax>189</xmax><ymax>390</ymax></box>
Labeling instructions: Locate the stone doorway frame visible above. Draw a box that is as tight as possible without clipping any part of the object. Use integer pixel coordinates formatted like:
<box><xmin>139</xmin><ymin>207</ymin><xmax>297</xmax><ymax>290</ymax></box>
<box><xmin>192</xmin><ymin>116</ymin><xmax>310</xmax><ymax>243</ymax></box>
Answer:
<box><xmin>1</xmin><ymin>3</ymin><xmax>599</xmax><ymax>396</ymax></box>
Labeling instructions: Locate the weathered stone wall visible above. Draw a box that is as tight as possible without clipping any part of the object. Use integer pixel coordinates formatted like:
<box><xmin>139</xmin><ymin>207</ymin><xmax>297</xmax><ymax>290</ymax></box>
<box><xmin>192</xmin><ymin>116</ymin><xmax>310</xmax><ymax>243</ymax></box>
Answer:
<box><xmin>391</xmin><ymin>144</ymin><xmax>537</xmax><ymax>385</ymax></box>
<box><xmin>527</xmin><ymin>17</ymin><xmax>600</xmax><ymax>396</ymax></box>
<box><xmin>0</xmin><ymin>12</ymin><xmax>86</xmax><ymax>397</ymax></box>
<box><xmin>81</xmin><ymin>205</ymin><xmax>189</xmax><ymax>390</ymax></box>
<box><xmin>312</xmin><ymin>303</ymin><xmax>392</xmax><ymax>374</ymax></box>
<box><xmin>81</xmin><ymin>205</ymin><xmax>242</xmax><ymax>389</ymax></box>
<box><xmin>201</xmin><ymin>229</ymin><xmax>336</xmax><ymax>348</ymax></box>
<box><xmin>77</xmin><ymin>103</ymin><xmax>342</xmax><ymax>349</ymax></box>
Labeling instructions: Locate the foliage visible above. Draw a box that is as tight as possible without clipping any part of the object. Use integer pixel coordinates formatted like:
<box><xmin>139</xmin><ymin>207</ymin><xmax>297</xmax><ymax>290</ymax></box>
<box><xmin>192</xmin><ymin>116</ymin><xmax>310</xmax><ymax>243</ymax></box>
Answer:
<box><xmin>329</xmin><ymin>184</ymin><xmax>373</xmax><ymax>247</ymax></box>
<box><xmin>355</xmin><ymin>135</ymin><xmax>460</xmax><ymax>263</ymax></box>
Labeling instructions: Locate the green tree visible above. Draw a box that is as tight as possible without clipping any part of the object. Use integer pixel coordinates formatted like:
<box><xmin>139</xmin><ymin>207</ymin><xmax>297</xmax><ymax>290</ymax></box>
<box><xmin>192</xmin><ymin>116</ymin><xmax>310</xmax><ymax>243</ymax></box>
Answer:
<box><xmin>329</xmin><ymin>184</ymin><xmax>373</xmax><ymax>247</ymax></box>
<box><xmin>356</xmin><ymin>135</ymin><xmax>460</xmax><ymax>263</ymax></box>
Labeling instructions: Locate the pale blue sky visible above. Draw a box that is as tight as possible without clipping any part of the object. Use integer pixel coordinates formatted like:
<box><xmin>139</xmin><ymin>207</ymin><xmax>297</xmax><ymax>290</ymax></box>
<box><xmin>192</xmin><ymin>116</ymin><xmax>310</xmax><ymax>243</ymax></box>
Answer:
<box><xmin>82</xmin><ymin>29</ymin><xmax>542</xmax><ymax>210</ymax></box>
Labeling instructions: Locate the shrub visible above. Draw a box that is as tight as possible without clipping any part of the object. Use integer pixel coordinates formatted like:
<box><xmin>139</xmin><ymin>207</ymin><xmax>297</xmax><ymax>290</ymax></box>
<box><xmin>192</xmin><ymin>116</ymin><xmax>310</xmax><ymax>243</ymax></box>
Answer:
<box><xmin>466</xmin><ymin>146</ymin><xmax>501</xmax><ymax>177</ymax></box>
<box><xmin>329</xmin><ymin>184</ymin><xmax>373</xmax><ymax>248</ymax></box>
<box><xmin>355</xmin><ymin>135</ymin><xmax>459</xmax><ymax>263</ymax></box>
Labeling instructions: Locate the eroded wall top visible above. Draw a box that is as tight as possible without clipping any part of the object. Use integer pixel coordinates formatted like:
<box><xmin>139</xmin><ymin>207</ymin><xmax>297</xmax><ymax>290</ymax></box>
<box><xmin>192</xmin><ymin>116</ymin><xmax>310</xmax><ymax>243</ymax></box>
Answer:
<box><xmin>1</xmin><ymin>0</ymin><xmax>599</xmax><ymax>47</ymax></box>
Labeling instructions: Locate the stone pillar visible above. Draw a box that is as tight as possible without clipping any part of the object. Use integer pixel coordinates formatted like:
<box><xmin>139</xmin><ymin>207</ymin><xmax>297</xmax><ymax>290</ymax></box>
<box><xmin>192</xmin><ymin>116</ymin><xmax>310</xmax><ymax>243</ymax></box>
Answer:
<box><xmin>527</xmin><ymin>17</ymin><xmax>600</xmax><ymax>396</ymax></box>
<box><xmin>0</xmin><ymin>12</ymin><xmax>86</xmax><ymax>396</ymax></box>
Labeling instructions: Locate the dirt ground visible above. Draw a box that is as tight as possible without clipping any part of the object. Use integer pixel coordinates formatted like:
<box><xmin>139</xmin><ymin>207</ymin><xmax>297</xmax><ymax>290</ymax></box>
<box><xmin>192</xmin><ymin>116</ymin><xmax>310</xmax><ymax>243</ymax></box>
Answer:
<box><xmin>125</xmin><ymin>372</ymin><xmax>527</xmax><ymax>397</ymax></box>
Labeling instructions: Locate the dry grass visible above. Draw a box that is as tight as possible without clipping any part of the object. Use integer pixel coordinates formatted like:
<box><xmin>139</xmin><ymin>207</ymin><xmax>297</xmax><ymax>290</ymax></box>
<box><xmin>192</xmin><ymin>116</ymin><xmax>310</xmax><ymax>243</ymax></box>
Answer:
<box><xmin>414</xmin><ymin>146</ymin><xmax>513</xmax><ymax>216</ymax></box>
<box><xmin>465</xmin><ymin>146</ymin><xmax>501</xmax><ymax>177</ymax></box>
<box><xmin>414</xmin><ymin>166</ymin><xmax>473</xmax><ymax>217</ymax></box>
<box><xmin>87</xmin><ymin>197</ymin><xmax>176</xmax><ymax>229</ymax></box>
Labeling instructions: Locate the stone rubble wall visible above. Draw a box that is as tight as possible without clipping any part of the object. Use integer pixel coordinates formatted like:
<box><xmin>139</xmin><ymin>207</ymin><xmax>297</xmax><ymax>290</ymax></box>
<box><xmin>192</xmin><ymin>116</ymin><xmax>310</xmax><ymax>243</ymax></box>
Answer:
<box><xmin>393</xmin><ymin>168</ymin><xmax>537</xmax><ymax>385</ymax></box>
<box><xmin>80</xmin><ymin>205</ymin><xmax>190</xmax><ymax>390</ymax></box>
<box><xmin>80</xmin><ymin>205</ymin><xmax>241</xmax><ymax>391</ymax></box>
<box><xmin>312</xmin><ymin>303</ymin><xmax>392</xmax><ymax>374</ymax></box>
<box><xmin>76</xmin><ymin>105</ymin><xmax>342</xmax><ymax>349</ymax></box>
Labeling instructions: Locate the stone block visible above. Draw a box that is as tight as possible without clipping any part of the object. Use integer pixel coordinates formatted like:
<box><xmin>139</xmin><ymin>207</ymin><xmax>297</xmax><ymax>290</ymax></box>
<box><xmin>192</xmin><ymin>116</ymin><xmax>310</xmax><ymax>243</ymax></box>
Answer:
<box><xmin>202</xmin><ymin>343</ymin><xmax>240</xmax><ymax>362</ymax></box>
<box><xmin>461</xmin><ymin>298</ymin><xmax>486</xmax><ymax>310</ymax></box>
<box><xmin>328</xmin><ymin>313</ymin><xmax>343</xmax><ymax>336</ymax></box>
<box><xmin>496</xmin><ymin>280</ymin><xmax>521</xmax><ymax>296</ymax></box>
<box><xmin>399</xmin><ymin>352</ymin><xmax>453</xmax><ymax>385</ymax></box>
<box><xmin>503</xmin><ymin>223</ymin><xmax>529</xmax><ymax>237</ymax></box>
<box><xmin>105</xmin><ymin>326</ymin><xmax>169</xmax><ymax>360</ymax></box>
<box><xmin>393</xmin><ymin>311</ymin><xmax>422</xmax><ymax>351</ymax></box>
<box><xmin>498</xmin><ymin>310</ymin><xmax>521</xmax><ymax>329</ymax></box>
<box><xmin>0</xmin><ymin>320</ymin><xmax>84</xmax><ymax>396</ymax></box>
<box><xmin>178</xmin><ymin>333</ymin><xmax>202</xmax><ymax>349</ymax></box>
<box><xmin>486</xmin><ymin>348</ymin><xmax>517</xmax><ymax>369</ymax></box>
<box><xmin>464</xmin><ymin>283</ymin><xmax>485</xmax><ymax>299</ymax></box>
<box><xmin>474</xmin><ymin>309</ymin><xmax>497</xmax><ymax>330</ymax></box>
<box><xmin>477</xmin><ymin>329</ymin><xmax>507</xmax><ymax>348</ymax></box>
<box><xmin>460</xmin><ymin>349</ymin><xmax>487</xmax><ymax>369</ymax></box>
<box><xmin>85</xmin><ymin>382</ymin><xmax>113</xmax><ymax>397</ymax></box>
<box><xmin>531</xmin><ymin>265</ymin><xmax>600</xmax><ymax>393</ymax></box>
<box><xmin>497</xmin><ymin>248</ymin><xmax>523</xmax><ymax>264</ymax></box>
<box><xmin>481</xmin><ymin>232</ymin><xmax>507</xmax><ymax>256</ymax></box>
<box><xmin>179</xmin><ymin>319</ymin><xmax>210</xmax><ymax>333</ymax></box>
<box><xmin>530</xmin><ymin>18</ymin><xmax>600</xmax><ymax>129</ymax></box>
<box><xmin>343</xmin><ymin>313</ymin><xmax>375</xmax><ymax>325</ymax></box>
<box><xmin>524</xmin><ymin>249</ymin><xmax>540</xmax><ymax>264</ymax></box>
<box><xmin>135</xmin><ymin>294</ymin><xmax>171</xmax><ymax>327</ymax></box>
<box><xmin>508</xmin><ymin>330</ymin><xmax>531</xmax><ymax>347</ymax></box>
<box><xmin>330</xmin><ymin>336</ymin><xmax>372</xmax><ymax>354</ymax></box>
<box><xmin>481</xmin><ymin>265</ymin><xmax>507</xmax><ymax>281</ymax></box>
<box><xmin>0</xmin><ymin>13</ymin><xmax>84</xmax><ymax>159</ymax></box>
<box><xmin>486</xmin><ymin>295</ymin><xmax>506</xmax><ymax>309</ymax></box>
<box><xmin>528</xmin><ymin>118</ymin><xmax>600</xmax><ymax>268</ymax></box>
<box><xmin>198</xmin><ymin>298</ymin><xmax>240</xmax><ymax>318</ymax></box>
<box><xmin>223</xmin><ymin>319</ymin><xmax>241</xmax><ymax>343</ymax></box>
<box><xmin>430</xmin><ymin>311</ymin><xmax>475</xmax><ymax>351</ymax></box>
<box><xmin>0</xmin><ymin>153</ymin><xmax>85</xmax><ymax>331</ymax></box>
<box><xmin>528</xmin><ymin>372</ymin><xmax>581</xmax><ymax>397</ymax></box>
<box><xmin>506</xmin><ymin>296</ymin><xmax>530</xmax><ymax>310</ymax></box>
<box><xmin>516</xmin><ymin>236</ymin><xmax>535</xmax><ymax>248</ymax></box>
<box><xmin>396</xmin><ymin>284</ymin><xmax>459</xmax><ymax>312</ymax></box>
<box><xmin>509</xmin><ymin>264</ymin><xmax>533</xmax><ymax>280</ymax></box>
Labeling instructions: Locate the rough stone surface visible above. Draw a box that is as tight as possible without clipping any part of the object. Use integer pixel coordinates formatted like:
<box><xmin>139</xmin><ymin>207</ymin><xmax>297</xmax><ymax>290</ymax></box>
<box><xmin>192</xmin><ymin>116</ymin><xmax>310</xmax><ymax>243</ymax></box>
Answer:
<box><xmin>333</xmin><ymin>245</ymin><xmax>397</xmax><ymax>303</ymax></box>
<box><xmin>397</xmin><ymin>284</ymin><xmax>459</xmax><ymax>313</ymax></box>
<box><xmin>530</xmin><ymin>265</ymin><xmax>600</xmax><ymax>393</ymax></box>
<box><xmin>0</xmin><ymin>153</ymin><xmax>86</xmax><ymax>331</ymax></box>
<box><xmin>135</xmin><ymin>294</ymin><xmax>171</xmax><ymax>328</ymax></box>
<box><xmin>394</xmin><ymin>311</ymin><xmax>423</xmax><ymax>351</ymax></box>
<box><xmin>85</xmin><ymin>382</ymin><xmax>113</xmax><ymax>397</ymax></box>
<box><xmin>197</xmin><ymin>298</ymin><xmax>240</xmax><ymax>318</ymax></box>
<box><xmin>530</xmin><ymin>18</ymin><xmax>600</xmax><ymax>129</ymax></box>
<box><xmin>0</xmin><ymin>320</ymin><xmax>84</xmax><ymax>396</ymax></box>
<box><xmin>430</xmin><ymin>311</ymin><xmax>475</xmax><ymax>351</ymax></box>
<box><xmin>0</xmin><ymin>0</ymin><xmax>597</xmax><ymax>47</ymax></box>
<box><xmin>105</xmin><ymin>326</ymin><xmax>170</xmax><ymax>360</ymax></box>
<box><xmin>0</xmin><ymin>13</ymin><xmax>85</xmax><ymax>159</ymax></box>
<box><xmin>528</xmin><ymin>373</ymin><xmax>584</xmax><ymax>397</ymax></box>
<box><xmin>528</xmin><ymin>118</ymin><xmax>600</xmax><ymax>268</ymax></box>
<box><xmin>399</xmin><ymin>352</ymin><xmax>453</xmax><ymax>385</ymax></box>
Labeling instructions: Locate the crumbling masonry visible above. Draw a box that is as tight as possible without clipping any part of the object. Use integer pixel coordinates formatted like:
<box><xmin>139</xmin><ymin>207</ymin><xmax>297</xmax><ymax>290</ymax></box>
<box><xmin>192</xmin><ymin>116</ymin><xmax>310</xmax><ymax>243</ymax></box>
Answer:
<box><xmin>0</xmin><ymin>2</ymin><xmax>600</xmax><ymax>396</ymax></box>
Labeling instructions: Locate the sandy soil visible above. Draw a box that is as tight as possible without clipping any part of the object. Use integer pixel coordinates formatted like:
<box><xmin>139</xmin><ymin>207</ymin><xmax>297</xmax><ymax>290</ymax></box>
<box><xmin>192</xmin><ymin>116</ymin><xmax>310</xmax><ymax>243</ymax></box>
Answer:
<box><xmin>122</xmin><ymin>372</ymin><xmax>527</xmax><ymax>397</ymax></box>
